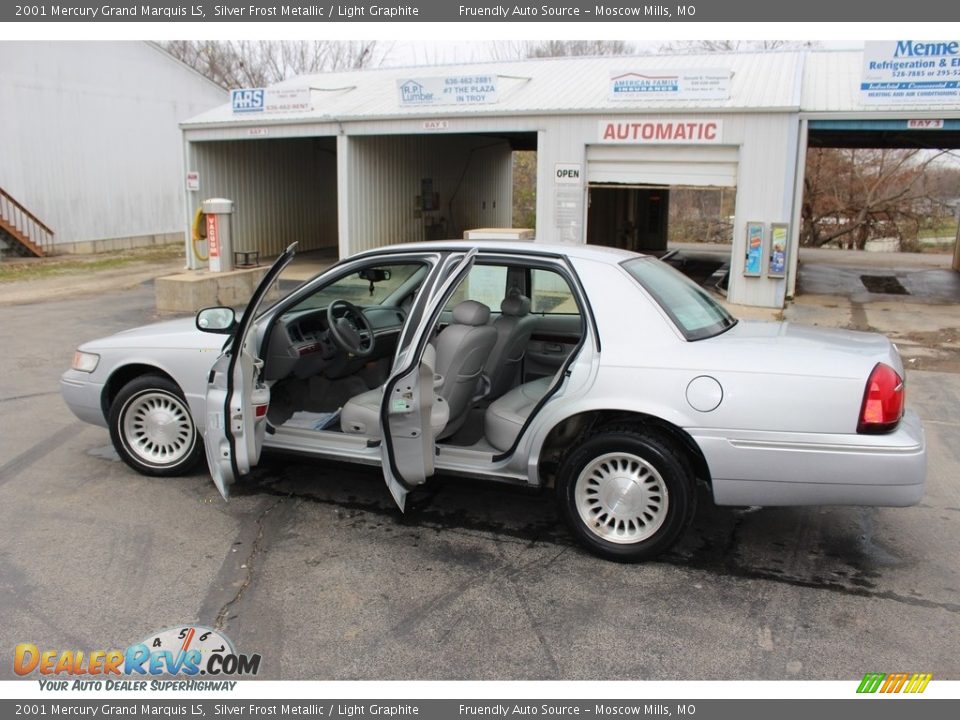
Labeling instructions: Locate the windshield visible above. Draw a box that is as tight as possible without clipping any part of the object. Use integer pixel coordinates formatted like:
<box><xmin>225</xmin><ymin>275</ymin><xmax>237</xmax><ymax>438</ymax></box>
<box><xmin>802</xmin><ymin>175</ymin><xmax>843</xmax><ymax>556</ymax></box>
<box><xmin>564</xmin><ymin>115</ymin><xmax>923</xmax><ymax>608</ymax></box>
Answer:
<box><xmin>621</xmin><ymin>257</ymin><xmax>737</xmax><ymax>341</ymax></box>
<box><xmin>286</xmin><ymin>263</ymin><xmax>425</xmax><ymax>312</ymax></box>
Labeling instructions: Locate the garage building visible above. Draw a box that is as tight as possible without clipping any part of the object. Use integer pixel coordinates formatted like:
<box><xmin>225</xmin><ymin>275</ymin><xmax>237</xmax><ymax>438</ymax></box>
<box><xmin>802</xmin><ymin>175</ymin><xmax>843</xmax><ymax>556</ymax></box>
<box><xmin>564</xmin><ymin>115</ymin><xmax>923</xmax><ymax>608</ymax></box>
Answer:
<box><xmin>0</xmin><ymin>41</ymin><xmax>227</xmax><ymax>256</ymax></box>
<box><xmin>180</xmin><ymin>47</ymin><xmax>960</xmax><ymax>309</ymax></box>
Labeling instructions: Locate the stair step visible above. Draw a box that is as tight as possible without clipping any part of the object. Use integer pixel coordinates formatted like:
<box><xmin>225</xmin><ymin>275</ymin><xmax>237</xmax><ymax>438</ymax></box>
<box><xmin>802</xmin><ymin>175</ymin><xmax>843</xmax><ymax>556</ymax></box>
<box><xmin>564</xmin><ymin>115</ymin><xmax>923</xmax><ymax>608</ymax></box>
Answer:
<box><xmin>0</xmin><ymin>186</ymin><xmax>53</xmax><ymax>258</ymax></box>
<box><xmin>0</xmin><ymin>216</ymin><xmax>45</xmax><ymax>257</ymax></box>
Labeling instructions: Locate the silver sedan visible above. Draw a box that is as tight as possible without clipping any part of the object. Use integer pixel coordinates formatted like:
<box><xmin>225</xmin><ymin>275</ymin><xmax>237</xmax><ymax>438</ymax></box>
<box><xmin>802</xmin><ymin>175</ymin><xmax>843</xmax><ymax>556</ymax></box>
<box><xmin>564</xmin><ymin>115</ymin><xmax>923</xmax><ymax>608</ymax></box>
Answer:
<box><xmin>61</xmin><ymin>241</ymin><xmax>925</xmax><ymax>561</ymax></box>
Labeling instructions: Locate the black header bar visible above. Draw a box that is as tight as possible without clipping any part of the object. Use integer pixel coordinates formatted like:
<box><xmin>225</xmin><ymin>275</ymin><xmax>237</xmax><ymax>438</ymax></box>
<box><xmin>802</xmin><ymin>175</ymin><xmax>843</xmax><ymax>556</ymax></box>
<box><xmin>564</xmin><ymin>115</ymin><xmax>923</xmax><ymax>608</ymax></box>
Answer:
<box><xmin>3</xmin><ymin>1</ymin><xmax>959</xmax><ymax>23</ymax></box>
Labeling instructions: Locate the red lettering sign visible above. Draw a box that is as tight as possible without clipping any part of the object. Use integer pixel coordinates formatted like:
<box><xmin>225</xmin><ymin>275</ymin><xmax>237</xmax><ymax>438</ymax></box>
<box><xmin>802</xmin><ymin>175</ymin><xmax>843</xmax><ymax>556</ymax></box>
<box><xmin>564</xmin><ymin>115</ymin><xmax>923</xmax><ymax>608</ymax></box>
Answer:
<box><xmin>599</xmin><ymin>119</ymin><xmax>723</xmax><ymax>144</ymax></box>
<box><xmin>206</xmin><ymin>214</ymin><xmax>220</xmax><ymax>258</ymax></box>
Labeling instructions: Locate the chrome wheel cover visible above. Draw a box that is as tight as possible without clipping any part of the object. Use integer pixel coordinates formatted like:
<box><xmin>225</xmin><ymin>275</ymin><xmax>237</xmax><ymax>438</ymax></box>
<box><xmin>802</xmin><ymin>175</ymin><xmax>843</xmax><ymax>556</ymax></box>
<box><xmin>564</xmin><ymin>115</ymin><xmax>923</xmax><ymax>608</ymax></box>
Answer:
<box><xmin>121</xmin><ymin>390</ymin><xmax>195</xmax><ymax>466</ymax></box>
<box><xmin>575</xmin><ymin>451</ymin><xmax>669</xmax><ymax>544</ymax></box>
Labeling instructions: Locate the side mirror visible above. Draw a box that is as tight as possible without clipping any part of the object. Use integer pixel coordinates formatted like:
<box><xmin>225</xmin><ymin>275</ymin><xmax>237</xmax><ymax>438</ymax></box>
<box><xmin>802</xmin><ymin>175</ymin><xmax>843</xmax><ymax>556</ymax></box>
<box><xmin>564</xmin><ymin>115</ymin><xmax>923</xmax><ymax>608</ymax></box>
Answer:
<box><xmin>196</xmin><ymin>306</ymin><xmax>236</xmax><ymax>334</ymax></box>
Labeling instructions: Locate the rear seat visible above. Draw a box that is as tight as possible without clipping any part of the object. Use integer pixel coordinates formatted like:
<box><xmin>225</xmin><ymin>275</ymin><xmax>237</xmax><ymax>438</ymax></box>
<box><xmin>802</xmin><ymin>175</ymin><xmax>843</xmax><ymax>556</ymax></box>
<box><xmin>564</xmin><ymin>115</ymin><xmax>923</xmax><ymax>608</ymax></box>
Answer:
<box><xmin>484</xmin><ymin>376</ymin><xmax>553</xmax><ymax>451</ymax></box>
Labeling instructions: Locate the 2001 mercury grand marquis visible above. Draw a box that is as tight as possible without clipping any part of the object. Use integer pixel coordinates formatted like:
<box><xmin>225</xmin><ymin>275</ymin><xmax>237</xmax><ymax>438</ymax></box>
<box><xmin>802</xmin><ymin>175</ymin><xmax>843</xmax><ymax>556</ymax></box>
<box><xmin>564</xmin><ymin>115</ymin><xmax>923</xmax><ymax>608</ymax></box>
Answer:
<box><xmin>61</xmin><ymin>241</ymin><xmax>926</xmax><ymax>561</ymax></box>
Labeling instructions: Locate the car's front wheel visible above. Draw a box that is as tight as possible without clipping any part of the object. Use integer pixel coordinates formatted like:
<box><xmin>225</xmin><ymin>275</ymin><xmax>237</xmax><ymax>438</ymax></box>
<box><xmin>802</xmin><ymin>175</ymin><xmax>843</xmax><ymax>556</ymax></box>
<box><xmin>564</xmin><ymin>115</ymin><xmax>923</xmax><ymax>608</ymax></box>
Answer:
<box><xmin>557</xmin><ymin>428</ymin><xmax>696</xmax><ymax>562</ymax></box>
<box><xmin>109</xmin><ymin>375</ymin><xmax>203</xmax><ymax>477</ymax></box>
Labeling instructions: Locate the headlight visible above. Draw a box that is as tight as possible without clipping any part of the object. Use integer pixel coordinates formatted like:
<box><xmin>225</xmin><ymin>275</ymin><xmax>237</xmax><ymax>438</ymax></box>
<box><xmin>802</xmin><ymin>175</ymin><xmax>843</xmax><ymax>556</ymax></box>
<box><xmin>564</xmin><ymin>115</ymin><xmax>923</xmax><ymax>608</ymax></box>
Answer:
<box><xmin>71</xmin><ymin>351</ymin><xmax>100</xmax><ymax>373</ymax></box>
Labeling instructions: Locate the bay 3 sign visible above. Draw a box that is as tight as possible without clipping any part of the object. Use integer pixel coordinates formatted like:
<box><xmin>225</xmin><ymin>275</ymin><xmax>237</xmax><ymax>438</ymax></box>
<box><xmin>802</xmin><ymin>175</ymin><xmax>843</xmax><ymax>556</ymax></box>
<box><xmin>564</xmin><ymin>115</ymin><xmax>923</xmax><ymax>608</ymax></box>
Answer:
<box><xmin>598</xmin><ymin>119</ymin><xmax>723</xmax><ymax>144</ymax></box>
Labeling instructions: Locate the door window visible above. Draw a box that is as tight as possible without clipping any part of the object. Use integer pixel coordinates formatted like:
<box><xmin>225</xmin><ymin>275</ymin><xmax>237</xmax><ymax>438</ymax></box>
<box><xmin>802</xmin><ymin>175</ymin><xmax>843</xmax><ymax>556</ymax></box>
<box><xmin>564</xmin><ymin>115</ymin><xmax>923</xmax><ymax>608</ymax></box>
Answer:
<box><xmin>530</xmin><ymin>268</ymin><xmax>580</xmax><ymax>315</ymax></box>
<box><xmin>443</xmin><ymin>264</ymin><xmax>508</xmax><ymax>312</ymax></box>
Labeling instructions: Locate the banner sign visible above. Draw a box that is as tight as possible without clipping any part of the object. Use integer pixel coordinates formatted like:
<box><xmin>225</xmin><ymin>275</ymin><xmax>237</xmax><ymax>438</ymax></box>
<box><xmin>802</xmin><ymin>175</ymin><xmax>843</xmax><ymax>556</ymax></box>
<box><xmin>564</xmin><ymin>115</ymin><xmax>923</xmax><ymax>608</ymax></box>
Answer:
<box><xmin>744</xmin><ymin>221</ymin><xmax>764</xmax><ymax>277</ymax></box>
<box><xmin>598</xmin><ymin>119</ymin><xmax>723</xmax><ymax>144</ymax></box>
<box><xmin>609</xmin><ymin>69</ymin><xmax>732</xmax><ymax>100</ymax></box>
<box><xmin>231</xmin><ymin>87</ymin><xmax>312</xmax><ymax>114</ymax></box>
<box><xmin>398</xmin><ymin>75</ymin><xmax>498</xmax><ymax>106</ymax></box>
<box><xmin>861</xmin><ymin>40</ymin><xmax>960</xmax><ymax>104</ymax></box>
<box><xmin>768</xmin><ymin>223</ymin><xmax>789</xmax><ymax>278</ymax></box>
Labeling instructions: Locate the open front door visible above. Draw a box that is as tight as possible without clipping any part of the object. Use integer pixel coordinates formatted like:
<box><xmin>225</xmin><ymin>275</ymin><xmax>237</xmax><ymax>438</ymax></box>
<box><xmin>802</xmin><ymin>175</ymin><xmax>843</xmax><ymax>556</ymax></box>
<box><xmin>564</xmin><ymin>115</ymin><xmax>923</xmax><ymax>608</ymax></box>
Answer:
<box><xmin>379</xmin><ymin>249</ymin><xmax>477</xmax><ymax>510</ymax></box>
<box><xmin>203</xmin><ymin>244</ymin><xmax>296</xmax><ymax>499</ymax></box>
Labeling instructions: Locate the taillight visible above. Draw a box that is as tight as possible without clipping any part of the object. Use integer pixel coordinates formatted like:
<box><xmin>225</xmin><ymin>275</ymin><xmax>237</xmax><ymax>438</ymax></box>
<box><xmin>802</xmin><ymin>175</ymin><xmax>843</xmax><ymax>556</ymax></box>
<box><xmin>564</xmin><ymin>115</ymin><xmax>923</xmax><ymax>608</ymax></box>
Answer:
<box><xmin>255</xmin><ymin>404</ymin><xmax>268</xmax><ymax>418</ymax></box>
<box><xmin>857</xmin><ymin>363</ymin><xmax>904</xmax><ymax>434</ymax></box>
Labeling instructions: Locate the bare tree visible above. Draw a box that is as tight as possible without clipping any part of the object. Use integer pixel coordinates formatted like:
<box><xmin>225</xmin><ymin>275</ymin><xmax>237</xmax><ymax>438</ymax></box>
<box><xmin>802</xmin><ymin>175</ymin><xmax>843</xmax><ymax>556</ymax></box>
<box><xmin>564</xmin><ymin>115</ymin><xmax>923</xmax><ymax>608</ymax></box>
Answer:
<box><xmin>162</xmin><ymin>40</ymin><xmax>382</xmax><ymax>88</ymax></box>
<box><xmin>801</xmin><ymin>148</ymin><xmax>950</xmax><ymax>249</ymax></box>
<box><xmin>489</xmin><ymin>40</ymin><xmax>635</xmax><ymax>61</ymax></box>
<box><xmin>658</xmin><ymin>40</ymin><xmax>820</xmax><ymax>53</ymax></box>
<box><xmin>512</xmin><ymin>151</ymin><xmax>537</xmax><ymax>228</ymax></box>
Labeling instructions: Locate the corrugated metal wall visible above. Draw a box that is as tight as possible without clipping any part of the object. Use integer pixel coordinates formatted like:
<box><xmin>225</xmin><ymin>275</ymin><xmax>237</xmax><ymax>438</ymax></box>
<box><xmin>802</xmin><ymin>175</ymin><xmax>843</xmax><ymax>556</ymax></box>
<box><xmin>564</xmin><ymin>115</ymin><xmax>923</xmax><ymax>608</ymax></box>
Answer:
<box><xmin>0</xmin><ymin>42</ymin><xmax>227</xmax><ymax>246</ymax></box>
<box><xmin>343</xmin><ymin>134</ymin><xmax>512</xmax><ymax>254</ymax></box>
<box><xmin>190</xmin><ymin>137</ymin><xmax>338</xmax><ymax>258</ymax></box>
<box><xmin>535</xmin><ymin>112</ymin><xmax>799</xmax><ymax>308</ymax></box>
<box><xmin>184</xmin><ymin>109</ymin><xmax>797</xmax><ymax>307</ymax></box>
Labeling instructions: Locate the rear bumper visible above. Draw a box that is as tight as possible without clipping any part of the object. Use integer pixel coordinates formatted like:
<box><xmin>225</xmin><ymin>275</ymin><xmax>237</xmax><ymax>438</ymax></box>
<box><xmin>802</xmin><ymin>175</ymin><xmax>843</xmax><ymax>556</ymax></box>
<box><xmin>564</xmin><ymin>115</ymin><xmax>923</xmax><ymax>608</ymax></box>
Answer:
<box><xmin>693</xmin><ymin>409</ymin><xmax>926</xmax><ymax>507</ymax></box>
<box><xmin>60</xmin><ymin>370</ymin><xmax>107</xmax><ymax>428</ymax></box>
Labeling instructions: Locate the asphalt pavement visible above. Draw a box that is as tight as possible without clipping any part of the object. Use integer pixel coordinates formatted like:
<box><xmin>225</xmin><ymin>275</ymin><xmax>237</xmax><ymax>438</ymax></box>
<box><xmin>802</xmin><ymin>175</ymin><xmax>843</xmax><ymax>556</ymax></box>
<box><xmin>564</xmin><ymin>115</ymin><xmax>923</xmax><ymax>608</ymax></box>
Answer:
<box><xmin>0</xmin><ymin>280</ymin><xmax>958</xmax><ymax>680</ymax></box>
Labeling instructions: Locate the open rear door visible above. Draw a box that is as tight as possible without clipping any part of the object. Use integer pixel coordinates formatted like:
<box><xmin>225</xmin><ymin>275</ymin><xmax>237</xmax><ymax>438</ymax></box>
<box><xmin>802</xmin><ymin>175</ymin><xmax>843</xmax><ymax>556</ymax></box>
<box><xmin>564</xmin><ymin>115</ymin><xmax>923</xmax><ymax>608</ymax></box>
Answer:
<box><xmin>203</xmin><ymin>244</ymin><xmax>296</xmax><ymax>499</ymax></box>
<box><xmin>379</xmin><ymin>249</ymin><xmax>478</xmax><ymax>510</ymax></box>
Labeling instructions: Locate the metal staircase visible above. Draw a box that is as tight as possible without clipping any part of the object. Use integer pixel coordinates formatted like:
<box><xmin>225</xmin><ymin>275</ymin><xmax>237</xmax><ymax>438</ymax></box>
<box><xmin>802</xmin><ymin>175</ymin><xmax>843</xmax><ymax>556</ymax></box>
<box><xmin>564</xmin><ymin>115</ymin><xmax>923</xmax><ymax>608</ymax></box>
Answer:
<box><xmin>0</xmin><ymin>187</ymin><xmax>53</xmax><ymax>257</ymax></box>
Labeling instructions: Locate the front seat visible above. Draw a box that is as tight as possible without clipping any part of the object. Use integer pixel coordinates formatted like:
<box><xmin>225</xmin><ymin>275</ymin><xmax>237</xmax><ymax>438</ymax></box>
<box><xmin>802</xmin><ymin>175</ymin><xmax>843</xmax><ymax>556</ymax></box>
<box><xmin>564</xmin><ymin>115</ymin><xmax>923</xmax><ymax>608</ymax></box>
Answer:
<box><xmin>485</xmin><ymin>292</ymin><xmax>535</xmax><ymax>401</ymax></box>
<box><xmin>339</xmin><ymin>345</ymin><xmax>449</xmax><ymax>438</ymax></box>
<box><xmin>432</xmin><ymin>299</ymin><xmax>498</xmax><ymax>439</ymax></box>
<box><xmin>341</xmin><ymin>300</ymin><xmax>497</xmax><ymax>441</ymax></box>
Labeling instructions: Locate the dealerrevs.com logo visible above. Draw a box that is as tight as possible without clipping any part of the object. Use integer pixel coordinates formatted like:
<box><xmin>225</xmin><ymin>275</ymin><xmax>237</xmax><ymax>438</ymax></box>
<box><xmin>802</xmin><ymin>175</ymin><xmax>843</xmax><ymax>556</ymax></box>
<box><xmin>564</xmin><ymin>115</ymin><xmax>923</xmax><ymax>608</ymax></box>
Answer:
<box><xmin>14</xmin><ymin>625</ymin><xmax>260</xmax><ymax>691</ymax></box>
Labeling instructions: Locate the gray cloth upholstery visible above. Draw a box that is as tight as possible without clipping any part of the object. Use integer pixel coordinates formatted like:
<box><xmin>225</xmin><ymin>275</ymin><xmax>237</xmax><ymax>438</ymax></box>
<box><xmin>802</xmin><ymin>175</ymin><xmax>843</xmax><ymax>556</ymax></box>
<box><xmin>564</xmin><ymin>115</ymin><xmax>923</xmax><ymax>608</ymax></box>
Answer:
<box><xmin>484</xmin><ymin>376</ymin><xmax>552</xmax><ymax>452</ymax></box>
<box><xmin>341</xmin><ymin>302</ymin><xmax>498</xmax><ymax>442</ymax></box>
<box><xmin>433</xmin><ymin>300</ymin><xmax>498</xmax><ymax>439</ymax></box>
<box><xmin>339</xmin><ymin>386</ymin><xmax>449</xmax><ymax>438</ymax></box>
<box><xmin>485</xmin><ymin>293</ymin><xmax>535</xmax><ymax>401</ymax></box>
<box><xmin>500</xmin><ymin>293</ymin><xmax>531</xmax><ymax>317</ymax></box>
<box><xmin>341</xmin><ymin>345</ymin><xmax>447</xmax><ymax>438</ymax></box>
<box><xmin>451</xmin><ymin>299</ymin><xmax>491</xmax><ymax>326</ymax></box>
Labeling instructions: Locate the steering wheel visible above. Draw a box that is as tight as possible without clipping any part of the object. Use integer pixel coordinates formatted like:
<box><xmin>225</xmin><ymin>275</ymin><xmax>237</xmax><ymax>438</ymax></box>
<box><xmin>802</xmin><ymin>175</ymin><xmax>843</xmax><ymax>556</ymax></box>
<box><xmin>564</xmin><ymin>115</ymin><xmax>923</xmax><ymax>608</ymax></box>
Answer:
<box><xmin>326</xmin><ymin>300</ymin><xmax>375</xmax><ymax>357</ymax></box>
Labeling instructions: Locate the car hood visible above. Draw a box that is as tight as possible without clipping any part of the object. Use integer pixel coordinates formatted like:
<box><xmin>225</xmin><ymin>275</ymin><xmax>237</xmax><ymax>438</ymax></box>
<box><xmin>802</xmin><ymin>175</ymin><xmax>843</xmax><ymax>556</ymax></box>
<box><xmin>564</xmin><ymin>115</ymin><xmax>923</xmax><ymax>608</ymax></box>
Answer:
<box><xmin>694</xmin><ymin>319</ymin><xmax>902</xmax><ymax>378</ymax></box>
<box><xmin>80</xmin><ymin>316</ymin><xmax>226</xmax><ymax>351</ymax></box>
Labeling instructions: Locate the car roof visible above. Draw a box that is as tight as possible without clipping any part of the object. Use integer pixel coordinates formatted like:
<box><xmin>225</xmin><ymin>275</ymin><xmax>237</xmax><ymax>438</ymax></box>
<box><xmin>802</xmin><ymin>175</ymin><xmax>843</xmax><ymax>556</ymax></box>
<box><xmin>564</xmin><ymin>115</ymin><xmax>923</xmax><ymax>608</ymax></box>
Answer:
<box><xmin>352</xmin><ymin>239</ymin><xmax>647</xmax><ymax>264</ymax></box>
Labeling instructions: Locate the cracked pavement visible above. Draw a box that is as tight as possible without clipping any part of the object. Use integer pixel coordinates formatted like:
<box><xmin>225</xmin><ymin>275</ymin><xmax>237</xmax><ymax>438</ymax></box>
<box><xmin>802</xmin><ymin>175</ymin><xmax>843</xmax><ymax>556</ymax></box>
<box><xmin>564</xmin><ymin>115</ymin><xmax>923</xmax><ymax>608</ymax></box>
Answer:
<box><xmin>1</xmin><ymin>281</ymin><xmax>958</xmax><ymax>680</ymax></box>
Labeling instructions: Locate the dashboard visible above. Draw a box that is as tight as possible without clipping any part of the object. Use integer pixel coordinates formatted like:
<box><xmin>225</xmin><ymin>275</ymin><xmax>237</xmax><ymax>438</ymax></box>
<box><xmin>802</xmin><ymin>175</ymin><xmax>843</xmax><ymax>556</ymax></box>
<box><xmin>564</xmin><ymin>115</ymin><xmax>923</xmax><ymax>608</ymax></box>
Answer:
<box><xmin>264</xmin><ymin>304</ymin><xmax>407</xmax><ymax>381</ymax></box>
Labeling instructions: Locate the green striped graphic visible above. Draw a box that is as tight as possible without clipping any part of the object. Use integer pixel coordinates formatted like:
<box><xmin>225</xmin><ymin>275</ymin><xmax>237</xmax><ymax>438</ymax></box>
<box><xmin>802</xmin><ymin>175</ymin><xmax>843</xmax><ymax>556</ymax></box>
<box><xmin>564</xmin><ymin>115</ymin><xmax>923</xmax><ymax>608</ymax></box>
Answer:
<box><xmin>857</xmin><ymin>673</ymin><xmax>886</xmax><ymax>693</ymax></box>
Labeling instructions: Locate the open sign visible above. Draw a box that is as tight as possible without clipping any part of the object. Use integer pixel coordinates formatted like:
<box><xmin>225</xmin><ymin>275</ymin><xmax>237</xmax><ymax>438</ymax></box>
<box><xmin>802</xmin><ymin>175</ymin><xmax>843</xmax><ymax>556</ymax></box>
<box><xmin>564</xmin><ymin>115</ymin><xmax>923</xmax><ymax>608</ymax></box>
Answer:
<box><xmin>555</xmin><ymin>163</ymin><xmax>582</xmax><ymax>185</ymax></box>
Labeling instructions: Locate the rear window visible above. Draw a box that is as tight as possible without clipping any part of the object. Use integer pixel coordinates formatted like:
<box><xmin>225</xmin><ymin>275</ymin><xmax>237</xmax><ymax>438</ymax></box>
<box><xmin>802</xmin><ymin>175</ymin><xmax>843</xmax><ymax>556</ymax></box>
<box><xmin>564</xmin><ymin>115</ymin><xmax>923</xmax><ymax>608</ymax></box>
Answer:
<box><xmin>621</xmin><ymin>258</ymin><xmax>737</xmax><ymax>341</ymax></box>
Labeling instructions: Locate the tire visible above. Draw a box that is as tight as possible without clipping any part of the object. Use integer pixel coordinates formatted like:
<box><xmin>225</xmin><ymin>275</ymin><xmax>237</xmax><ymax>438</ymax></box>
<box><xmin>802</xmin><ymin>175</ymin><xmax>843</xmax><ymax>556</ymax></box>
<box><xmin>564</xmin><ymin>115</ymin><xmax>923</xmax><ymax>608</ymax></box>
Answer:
<box><xmin>557</xmin><ymin>428</ymin><xmax>696</xmax><ymax>562</ymax></box>
<box><xmin>108</xmin><ymin>374</ymin><xmax>203</xmax><ymax>477</ymax></box>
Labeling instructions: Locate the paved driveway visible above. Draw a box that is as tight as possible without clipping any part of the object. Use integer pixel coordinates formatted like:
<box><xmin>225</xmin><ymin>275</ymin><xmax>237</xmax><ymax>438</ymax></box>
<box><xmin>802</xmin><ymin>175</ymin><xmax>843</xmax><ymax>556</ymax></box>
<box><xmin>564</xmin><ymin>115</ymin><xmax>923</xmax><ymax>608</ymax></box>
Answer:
<box><xmin>1</xmin><ymin>282</ymin><xmax>957</xmax><ymax>680</ymax></box>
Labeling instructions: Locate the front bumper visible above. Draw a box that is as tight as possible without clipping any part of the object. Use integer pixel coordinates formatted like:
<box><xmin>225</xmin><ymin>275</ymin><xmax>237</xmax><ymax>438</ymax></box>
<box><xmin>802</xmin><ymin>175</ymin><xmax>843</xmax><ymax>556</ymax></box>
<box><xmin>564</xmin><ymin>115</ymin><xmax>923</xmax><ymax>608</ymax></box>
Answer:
<box><xmin>693</xmin><ymin>409</ymin><xmax>926</xmax><ymax>507</ymax></box>
<box><xmin>60</xmin><ymin>370</ymin><xmax>107</xmax><ymax>428</ymax></box>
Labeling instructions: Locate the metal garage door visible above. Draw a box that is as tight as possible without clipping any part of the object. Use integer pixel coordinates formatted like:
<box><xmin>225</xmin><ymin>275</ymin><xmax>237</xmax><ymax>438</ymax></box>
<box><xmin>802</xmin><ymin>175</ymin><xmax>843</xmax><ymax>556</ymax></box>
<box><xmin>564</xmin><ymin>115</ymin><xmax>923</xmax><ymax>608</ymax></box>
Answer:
<box><xmin>586</xmin><ymin>145</ymin><xmax>739</xmax><ymax>187</ymax></box>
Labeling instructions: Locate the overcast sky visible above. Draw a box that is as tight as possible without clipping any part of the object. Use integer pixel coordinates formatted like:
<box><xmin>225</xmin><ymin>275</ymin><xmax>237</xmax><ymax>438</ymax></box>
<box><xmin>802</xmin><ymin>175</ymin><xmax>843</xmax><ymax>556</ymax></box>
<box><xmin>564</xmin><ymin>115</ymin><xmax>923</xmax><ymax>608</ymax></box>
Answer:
<box><xmin>378</xmin><ymin>40</ymin><xmax>866</xmax><ymax>68</ymax></box>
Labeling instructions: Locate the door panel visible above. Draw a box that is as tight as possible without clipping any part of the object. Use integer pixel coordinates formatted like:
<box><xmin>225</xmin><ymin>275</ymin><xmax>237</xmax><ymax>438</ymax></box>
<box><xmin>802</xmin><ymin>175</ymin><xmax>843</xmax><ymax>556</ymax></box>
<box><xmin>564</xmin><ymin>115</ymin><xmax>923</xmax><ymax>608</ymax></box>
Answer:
<box><xmin>203</xmin><ymin>244</ymin><xmax>296</xmax><ymax>499</ymax></box>
<box><xmin>380</xmin><ymin>249</ymin><xmax>478</xmax><ymax>510</ymax></box>
<box><xmin>524</xmin><ymin>314</ymin><xmax>582</xmax><ymax>380</ymax></box>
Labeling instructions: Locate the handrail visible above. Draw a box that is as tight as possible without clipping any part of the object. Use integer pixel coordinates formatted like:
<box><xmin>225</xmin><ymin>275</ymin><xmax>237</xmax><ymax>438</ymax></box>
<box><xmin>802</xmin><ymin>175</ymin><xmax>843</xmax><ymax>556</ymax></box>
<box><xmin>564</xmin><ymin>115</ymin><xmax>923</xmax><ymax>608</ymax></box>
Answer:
<box><xmin>0</xmin><ymin>186</ymin><xmax>54</xmax><ymax>256</ymax></box>
<box><xmin>0</xmin><ymin>187</ymin><xmax>54</xmax><ymax>236</ymax></box>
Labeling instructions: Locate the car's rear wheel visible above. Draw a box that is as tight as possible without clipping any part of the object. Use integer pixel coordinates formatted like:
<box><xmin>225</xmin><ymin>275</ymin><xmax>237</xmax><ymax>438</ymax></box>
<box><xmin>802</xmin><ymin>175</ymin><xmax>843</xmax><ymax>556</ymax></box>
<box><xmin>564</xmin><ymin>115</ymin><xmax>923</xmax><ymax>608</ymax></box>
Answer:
<box><xmin>557</xmin><ymin>429</ymin><xmax>696</xmax><ymax>562</ymax></box>
<box><xmin>109</xmin><ymin>375</ymin><xmax>202</xmax><ymax>477</ymax></box>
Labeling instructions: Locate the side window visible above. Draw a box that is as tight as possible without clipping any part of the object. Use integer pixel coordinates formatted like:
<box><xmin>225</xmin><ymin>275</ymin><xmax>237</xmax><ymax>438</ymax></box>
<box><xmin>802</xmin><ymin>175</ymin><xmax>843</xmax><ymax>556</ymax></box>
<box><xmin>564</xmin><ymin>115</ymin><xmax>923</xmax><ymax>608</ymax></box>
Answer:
<box><xmin>444</xmin><ymin>264</ymin><xmax>508</xmax><ymax>312</ymax></box>
<box><xmin>530</xmin><ymin>269</ymin><xmax>579</xmax><ymax>315</ymax></box>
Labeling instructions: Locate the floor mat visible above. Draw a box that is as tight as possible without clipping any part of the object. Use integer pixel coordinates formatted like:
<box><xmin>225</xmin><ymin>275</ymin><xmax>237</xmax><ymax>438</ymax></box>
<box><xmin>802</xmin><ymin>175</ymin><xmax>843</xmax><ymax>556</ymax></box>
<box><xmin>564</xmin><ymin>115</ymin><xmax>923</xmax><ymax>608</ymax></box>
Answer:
<box><xmin>284</xmin><ymin>410</ymin><xmax>341</xmax><ymax>431</ymax></box>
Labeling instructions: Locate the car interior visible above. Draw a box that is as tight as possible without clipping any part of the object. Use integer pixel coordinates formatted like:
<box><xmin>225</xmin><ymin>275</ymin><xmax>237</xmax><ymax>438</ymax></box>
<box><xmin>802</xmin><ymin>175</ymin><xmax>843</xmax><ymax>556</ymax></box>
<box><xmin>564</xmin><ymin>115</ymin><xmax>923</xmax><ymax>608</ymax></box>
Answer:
<box><xmin>260</xmin><ymin>257</ymin><xmax>584</xmax><ymax>457</ymax></box>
